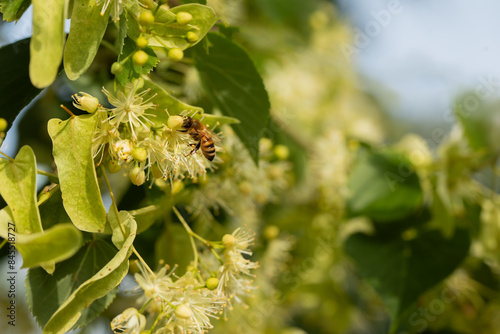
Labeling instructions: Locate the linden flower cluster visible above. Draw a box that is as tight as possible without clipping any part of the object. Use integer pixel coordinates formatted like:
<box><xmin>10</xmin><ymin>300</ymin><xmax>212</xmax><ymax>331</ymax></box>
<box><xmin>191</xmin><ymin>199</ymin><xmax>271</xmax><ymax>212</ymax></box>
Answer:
<box><xmin>111</xmin><ymin>228</ymin><xmax>258</xmax><ymax>334</ymax></box>
<box><xmin>72</xmin><ymin>80</ymin><xmax>215</xmax><ymax>186</ymax></box>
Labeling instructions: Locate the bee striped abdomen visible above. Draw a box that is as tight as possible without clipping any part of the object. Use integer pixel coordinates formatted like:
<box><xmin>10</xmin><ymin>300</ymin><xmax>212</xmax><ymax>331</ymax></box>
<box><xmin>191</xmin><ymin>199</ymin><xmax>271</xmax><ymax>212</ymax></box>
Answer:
<box><xmin>201</xmin><ymin>136</ymin><xmax>216</xmax><ymax>161</ymax></box>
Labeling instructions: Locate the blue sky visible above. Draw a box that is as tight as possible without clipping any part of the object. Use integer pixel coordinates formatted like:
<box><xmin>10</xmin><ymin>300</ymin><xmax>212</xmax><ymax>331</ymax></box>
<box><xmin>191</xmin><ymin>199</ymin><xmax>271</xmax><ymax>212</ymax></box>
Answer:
<box><xmin>338</xmin><ymin>0</ymin><xmax>500</xmax><ymax>127</ymax></box>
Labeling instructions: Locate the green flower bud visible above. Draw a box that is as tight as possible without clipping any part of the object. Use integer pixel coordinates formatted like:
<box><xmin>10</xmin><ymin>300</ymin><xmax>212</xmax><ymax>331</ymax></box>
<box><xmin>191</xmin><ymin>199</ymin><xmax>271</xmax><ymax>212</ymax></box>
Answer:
<box><xmin>263</xmin><ymin>225</ymin><xmax>280</xmax><ymax>240</ymax></box>
<box><xmin>78</xmin><ymin>95</ymin><xmax>99</xmax><ymax>113</ymax></box>
<box><xmin>206</xmin><ymin>277</ymin><xmax>219</xmax><ymax>291</ymax></box>
<box><xmin>186</xmin><ymin>31</ymin><xmax>198</xmax><ymax>43</ymax></box>
<box><xmin>132</xmin><ymin>147</ymin><xmax>148</xmax><ymax>162</ymax></box>
<box><xmin>111</xmin><ymin>62</ymin><xmax>123</xmax><ymax>75</ymax></box>
<box><xmin>175</xmin><ymin>304</ymin><xmax>192</xmax><ymax>319</ymax></box>
<box><xmin>138</xmin><ymin>11</ymin><xmax>155</xmax><ymax>26</ymax></box>
<box><xmin>171</xmin><ymin>180</ymin><xmax>184</xmax><ymax>194</ymax></box>
<box><xmin>133</xmin><ymin>50</ymin><xmax>149</xmax><ymax>66</ymax></box>
<box><xmin>168</xmin><ymin>48</ymin><xmax>184</xmax><ymax>61</ymax></box>
<box><xmin>167</xmin><ymin>115</ymin><xmax>184</xmax><ymax>130</ymax></box>
<box><xmin>222</xmin><ymin>234</ymin><xmax>236</xmax><ymax>248</ymax></box>
<box><xmin>129</xmin><ymin>167</ymin><xmax>146</xmax><ymax>186</ymax></box>
<box><xmin>107</xmin><ymin>160</ymin><xmax>122</xmax><ymax>174</ymax></box>
<box><xmin>136</xmin><ymin>36</ymin><xmax>149</xmax><ymax>49</ymax></box>
<box><xmin>273</xmin><ymin>144</ymin><xmax>289</xmax><ymax>160</ymax></box>
<box><xmin>176</xmin><ymin>11</ymin><xmax>193</xmax><ymax>25</ymax></box>
<box><xmin>0</xmin><ymin>118</ymin><xmax>8</xmax><ymax>132</ymax></box>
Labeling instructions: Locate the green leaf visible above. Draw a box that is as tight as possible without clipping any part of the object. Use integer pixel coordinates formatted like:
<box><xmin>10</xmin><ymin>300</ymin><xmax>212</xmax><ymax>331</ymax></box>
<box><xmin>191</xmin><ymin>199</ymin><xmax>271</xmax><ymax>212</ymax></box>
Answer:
<box><xmin>201</xmin><ymin>114</ymin><xmax>240</xmax><ymax>128</ymax></box>
<box><xmin>148</xmin><ymin>4</ymin><xmax>217</xmax><ymax>50</ymax></box>
<box><xmin>344</xmin><ymin>229</ymin><xmax>470</xmax><ymax>321</ymax></box>
<box><xmin>115</xmin><ymin>37</ymin><xmax>159</xmax><ymax>86</ymax></box>
<box><xmin>48</xmin><ymin>114</ymin><xmax>107</xmax><ymax>233</ymax></box>
<box><xmin>346</xmin><ymin>150</ymin><xmax>423</xmax><ymax>222</ymax></box>
<box><xmin>455</xmin><ymin>93</ymin><xmax>500</xmax><ymax>154</ymax></box>
<box><xmin>194</xmin><ymin>33</ymin><xmax>271</xmax><ymax>164</ymax></box>
<box><xmin>0</xmin><ymin>0</ymin><xmax>31</xmax><ymax>21</ymax></box>
<box><xmin>107</xmin><ymin>209</ymin><xmax>134</xmax><ymax>248</ymax></box>
<box><xmin>63</xmin><ymin>0</ymin><xmax>110</xmax><ymax>81</ymax></box>
<box><xmin>0</xmin><ymin>146</ymin><xmax>42</xmax><ymax>234</ymax></box>
<box><xmin>16</xmin><ymin>224</ymin><xmax>83</xmax><ymax>268</ymax></box>
<box><xmin>26</xmin><ymin>239</ymin><xmax>120</xmax><ymax>329</ymax></box>
<box><xmin>40</xmin><ymin>217</ymin><xmax>136</xmax><ymax>334</ymax></box>
<box><xmin>0</xmin><ymin>38</ymin><xmax>42</xmax><ymax>132</ymax></box>
<box><xmin>30</xmin><ymin>0</ymin><xmax>66</xmax><ymax>88</ymax></box>
<box><xmin>142</xmin><ymin>77</ymin><xmax>203</xmax><ymax>126</ymax></box>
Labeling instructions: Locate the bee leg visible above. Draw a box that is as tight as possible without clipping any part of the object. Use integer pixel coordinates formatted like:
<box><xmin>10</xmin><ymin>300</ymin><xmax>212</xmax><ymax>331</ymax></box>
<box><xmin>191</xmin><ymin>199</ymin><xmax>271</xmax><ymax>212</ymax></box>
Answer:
<box><xmin>185</xmin><ymin>141</ymin><xmax>201</xmax><ymax>157</ymax></box>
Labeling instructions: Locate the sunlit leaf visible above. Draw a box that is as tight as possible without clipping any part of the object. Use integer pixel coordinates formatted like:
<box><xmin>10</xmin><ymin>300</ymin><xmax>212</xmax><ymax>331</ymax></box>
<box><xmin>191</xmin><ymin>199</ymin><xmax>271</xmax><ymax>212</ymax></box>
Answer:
<box><xmin>0</xmin><ymin>0</ymin><xmax>31</xmax><ymax>22</ymax></box>
<box><xmin>149</xmin><ymin>4</ymin><xmax>217</xmax><ymax>50</ymax></box>
<box><xmin>48</xmin><ymin>114</ymin><xmax>107</xmax><ymax>232</ymax></box>
<box><xmin>194</xmin><ymin>33</ymin><xmax>271</xmax><ymax>164</ymax></box>
<box><xmin>0</xmin><ymin>145</ymin><xmax>42</xmax><ymax>234</ymax></box>
<box><xmin>26</xmin><ymin>239</ymin><xmax>120</xmax><ymax>329</ymax></box>
<box><xmin>142</xmin><ymin>77</ymin><xmax>203</xmax><ymax>126</ymax></box>
<box><xmin>107</xmin><ymin>209</ymin><xmax>134</xmax><ymax>248</ymax></box>
<box><xmin>40</xmin><ymin>217</ymin><xmax>136</xmax><ymax>333</ymax></box>
<box><xmin>30</xmin><ymin>0</ymin><xmax>66</xmax><ymax>88</ymax></box>
<box><xmin>16</xmin><ymin>224</ymin><xmax>83</xmax><ymax>268</ymax></box>
<box><xmin>64</xmin><ymin>0</ymin><xmax>110</xmax><ymax>80</ymax></box>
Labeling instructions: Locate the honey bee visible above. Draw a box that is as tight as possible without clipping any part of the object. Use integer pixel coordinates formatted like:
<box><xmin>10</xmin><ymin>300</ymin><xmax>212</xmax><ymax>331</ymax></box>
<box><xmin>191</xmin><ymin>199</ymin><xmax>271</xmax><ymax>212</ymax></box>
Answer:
<box><xmin>179</xmin><ymin>116</ymin><xmax>216</xmax><ymax>161</ymax></box>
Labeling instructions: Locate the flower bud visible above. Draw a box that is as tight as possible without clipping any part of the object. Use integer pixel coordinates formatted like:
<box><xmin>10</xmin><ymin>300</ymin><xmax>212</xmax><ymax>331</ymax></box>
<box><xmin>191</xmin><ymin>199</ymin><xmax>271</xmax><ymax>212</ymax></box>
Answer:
<box><xmin>129</xmin><ymin>167</ymin><xmax>146</xmax><ymax>186</ymax></box>
<box><xmin>138</xmin><ymin>11</ymin><xmax>155</xmax><ymax>26</ymax></box>
<box><xmin>168</xmin><ymin>48</ymin><xmax>184</xmax><ymax>61</ymax></box>
<box><xmin>171</xmin><ymin>179</ymin><xmax>184</xmax><ymax>194</ymax></box>
<box><xmin>263</xmin><ymin>225</ymin><xmax>280</xmax><ymax>240</ymax></box>
<box><xmin>107</xmin><ymin>160</ymin><xmax>122</xmax><ymax>173</ymax></box>
<box><xmin>78</xmin><ymin>95</ymin><xmax>100</xmax><ymax>113</ymax></box>
<box><xmin>206</xmin><ymin>277</ymin><xmax>219</xmax><ymax>291</ymax></box>
<box><xmin>111</xmin><ymin>62</ymin><xmax>123</xmax><ymax>75</ymax></box>
<box><xmin>186</xmin><ymin>31</ymin><xmax>198</xmax><ymax>43</ymax></box>
<box><xmin>222</xmin><ymin>234</ymin><xmax>236</xmax><ymax>248</ymax></box>
<box><xmin>274</xmin><ymin>145</ymin><xmax>289</xmax><ymax>160</ymax></box>
<box><xmin>133</xmin><ymin>50</ymin><xmax>149</xmax><ymax>66</ymax></box>
<box><xmin>176</xmin><ymin>12</ymin><xmax>193</xmax><ymax>25</ymax></box>
<box><xmin>132</xmin><ymin>147</ymin><xmax>148</xmax><ymax>162</ymax></box>
<box><xmin>0</xmin><ymin>118</ymin><xmax>7</xmax><ymax>132</ymax></box>
<box><xmin>136</xmin><ymin>36</ymin><xmax>149</xmax><ymax>49</ymax></box>
<box><xmin>167</xmin><ymin>115</ymin><xmax>184</xmax><ymax>130</ymax></box>
<box><xmin>175</xmin><ymin>304</ymin><xmax>192</xmax><ymax>319</ymax></box>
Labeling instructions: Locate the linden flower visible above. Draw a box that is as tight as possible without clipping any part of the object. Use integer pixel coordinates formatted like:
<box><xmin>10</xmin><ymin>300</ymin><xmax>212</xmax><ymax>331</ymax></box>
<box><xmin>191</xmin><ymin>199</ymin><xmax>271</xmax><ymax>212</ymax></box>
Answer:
<box><xmin>97</xmin><ymin>0</ymin><xmax>124</xmax><ymax>21</ymax></box>
<box><xmin>135</xmin><ymin>263</ymin><xmax>175</xmax><ymax>302</ymax></box>
<box><xmin>162</xmin><ymin>288</ymin><xmax>225</xmax><ymax>334</ymax></box>
<box><xmin>102</xmin><ymin>81</ymin><xmax>157</xmax><ymax>140</ymax></box>
<box><xmin>110</xmin><ymin>307</ymin><xmax>146</xmax><ymax>334</ymax></box>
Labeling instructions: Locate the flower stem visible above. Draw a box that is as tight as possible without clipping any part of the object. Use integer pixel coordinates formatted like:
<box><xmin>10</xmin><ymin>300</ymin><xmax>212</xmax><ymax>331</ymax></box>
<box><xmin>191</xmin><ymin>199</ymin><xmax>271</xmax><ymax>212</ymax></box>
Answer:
<box><xmin>173</xmin><ymin>206</ymin><xmax>199</xmax><ymax>268</ymax></box>
<box><xmin>100</xmin><ymin>165</ymin><xmax>155</xmax><ymax>277</ymax></box>
<box><xmin>0</xmin><ymin>150</ymin><xmax>13</xmax><ymax>160</ymax></box>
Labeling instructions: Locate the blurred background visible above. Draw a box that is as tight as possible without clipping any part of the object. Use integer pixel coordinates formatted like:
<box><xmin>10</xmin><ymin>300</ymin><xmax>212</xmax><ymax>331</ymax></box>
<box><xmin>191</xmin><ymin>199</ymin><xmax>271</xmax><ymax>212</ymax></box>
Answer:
<box><xmin>2</xmin><ymin>0</ymin><xmax>500</xmax><ymax>333</ymax></box>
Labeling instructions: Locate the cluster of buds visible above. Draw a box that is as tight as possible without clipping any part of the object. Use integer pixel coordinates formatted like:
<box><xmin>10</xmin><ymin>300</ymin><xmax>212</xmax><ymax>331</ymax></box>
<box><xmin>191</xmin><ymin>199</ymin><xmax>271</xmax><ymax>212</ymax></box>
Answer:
<box><xmin>72</xmin><ymin>80</ymin><xmax>215</xmax><ymax>186</ymax></box>
<box><xmin>111</xmin><ymin>227</ymin><xmax>258</xmax><ymax>333</ymax></box>
<box><xmin>110</xmin><ymin>2</ymin><xmax>199</xmax><ymax>73</ymax></box>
